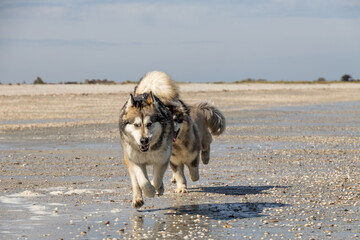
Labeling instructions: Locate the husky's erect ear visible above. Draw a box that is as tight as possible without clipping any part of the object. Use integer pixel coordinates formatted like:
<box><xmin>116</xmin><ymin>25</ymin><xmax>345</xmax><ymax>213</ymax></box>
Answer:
<box><xmin>170</xmin><ymin>99</ymin><xmax>190</xmax><ymax>115</ymax></box>
<box><xmin>130</xmin><ymin>93</ymin><xmax>135</xmax><ymax>103</ymax></box>
<box><xmin>179</xmin><ymin>99</ymin><xmax>190</xmax><ymax>115</ymax></box>
<box><xmin>125</xmin><ymin>94</ymin><xmax>135</xmax><ymax>111</ymax></box>
<box><xmin>146</xmin><ymin>91</ymin><xmax>156</xmax><ymax>105</ymax></box>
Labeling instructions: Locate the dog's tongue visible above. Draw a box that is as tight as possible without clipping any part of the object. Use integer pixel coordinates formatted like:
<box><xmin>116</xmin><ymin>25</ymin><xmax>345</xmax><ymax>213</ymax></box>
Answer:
<box><xmin>173</xmin><ymin>129</ymin><xmax>180</xmax><ymax>143</ymax></box>
<box><xmin>140</xmin><ymin>144</ymin><xmax>149</xmax><ymax>152</ymax></box>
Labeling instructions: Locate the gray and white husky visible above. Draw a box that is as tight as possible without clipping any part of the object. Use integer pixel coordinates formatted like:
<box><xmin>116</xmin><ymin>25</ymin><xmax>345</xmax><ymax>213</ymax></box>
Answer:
<box><xmin>119</xmin><ymin>71</ymin><xmax>178</xmax><ymax>208</ymax></box>
<box><xmin>119</xmin><ymin>70</ymin><xmax>226</xmax><ymax>207</ymax></box>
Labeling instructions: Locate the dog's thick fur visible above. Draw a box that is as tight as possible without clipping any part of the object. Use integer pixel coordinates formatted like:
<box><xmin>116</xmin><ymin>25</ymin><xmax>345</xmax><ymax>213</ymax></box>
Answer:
<box><xmin>170</xmin><ymin>101</ymin><xmax>226</xmax><ymax>193</ymax></box>
<box><xmin>119</xmin><ymin>71</ymin><xmax>178</xmax><ymax>208</ymax></box>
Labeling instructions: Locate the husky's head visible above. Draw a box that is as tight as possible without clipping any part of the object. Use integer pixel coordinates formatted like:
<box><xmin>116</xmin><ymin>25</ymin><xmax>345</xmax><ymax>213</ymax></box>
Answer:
<box><xmin>170</xmin><ymin>100</ymin><xmax>190</xmax><ymax>142</ymax></box>
<box><xmin>120</xmin><ymin>92</ymin><xmax>171</xmax><ymax>153</ymax></box>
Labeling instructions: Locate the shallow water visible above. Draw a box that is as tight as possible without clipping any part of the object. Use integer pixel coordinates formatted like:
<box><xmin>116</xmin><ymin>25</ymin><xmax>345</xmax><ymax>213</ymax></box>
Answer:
<box><xmin>0</xmin><ymin>186</ymin><xmax>291</xmax><ymax>240</ymax></box>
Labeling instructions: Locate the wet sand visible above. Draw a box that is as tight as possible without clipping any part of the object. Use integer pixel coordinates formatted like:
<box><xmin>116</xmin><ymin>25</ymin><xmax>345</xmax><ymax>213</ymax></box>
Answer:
<box><xmin>1</xmin><ymin>84</ymin><xmax>360</xmax><ymax>239</ymax></box>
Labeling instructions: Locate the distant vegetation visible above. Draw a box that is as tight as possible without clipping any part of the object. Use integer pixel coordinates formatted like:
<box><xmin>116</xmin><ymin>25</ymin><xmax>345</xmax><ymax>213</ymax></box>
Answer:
<box><xmin>66</xmin><ymin>79</ymin><xmax>136</xmax><ymax>84</ymax></box>
<box><xmin>1</xmin><ymin>74</ymin><xmax>359</xmax><ymax>85</ymax></box>
<box><xmin>61</xmin><ymin>79</ymin><xmax>117</xmax><ymax>84</ymax></box>
<box><xmin>341</xmin><ymin>74</ymin><xmax>355</xmax><ymax>82</ymax></box>
<box><xmin>118</xmin><ymin>80</ymin><xmax>138</xmax><ymax>85</ymax></box>
<box><xmin>214</xmin><ymin>78</ymin><xmax>333</xmax><ymax>84</ymax></box>
<box><xmin>220</xmin><ymin>74</ymin><xmax>360</xmax><ymax>84</ymax></box>
<box><xmin>84</xmin><ymin>79</ymin><xmax>115</xmax><ymax>84</ymax></box>
<box><xmin>33</xmin><ymin>76</ymin><xmax>45</xmax><ymax>84</ymax></box>
<box><xmin>234</xmin><ymin>78</ymin><xmax>269</xmax><ymax>84</ymax></box>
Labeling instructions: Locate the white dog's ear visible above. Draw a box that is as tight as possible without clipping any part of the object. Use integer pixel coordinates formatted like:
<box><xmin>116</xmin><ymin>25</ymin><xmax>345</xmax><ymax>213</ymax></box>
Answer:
<box><xmin>125</xmin><ymin>94</ymin><xmax>135</xmax><ymax>111</ymax></box>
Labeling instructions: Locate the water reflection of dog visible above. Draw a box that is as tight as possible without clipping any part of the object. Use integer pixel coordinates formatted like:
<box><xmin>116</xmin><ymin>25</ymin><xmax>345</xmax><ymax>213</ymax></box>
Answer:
<box><xmin>130</xmin><ymin>209</ymin><xmax>214</xmax><ymax>239</ymax></box>
<box><xmin>129</xmin><ymin>201</ymin><xmax>286</xmax><ymax>238</ymax></box>
<box><xmin>131</xmin><ymin>214</ymin><xmax>145</xmax><ymax>231</ymax></box>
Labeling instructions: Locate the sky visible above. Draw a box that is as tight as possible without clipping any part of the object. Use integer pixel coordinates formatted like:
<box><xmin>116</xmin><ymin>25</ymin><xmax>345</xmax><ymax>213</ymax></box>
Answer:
<box><xmin>0</xmin><ymin>0</ymin><xmax>359</xmax><ymax>84</ymax></box>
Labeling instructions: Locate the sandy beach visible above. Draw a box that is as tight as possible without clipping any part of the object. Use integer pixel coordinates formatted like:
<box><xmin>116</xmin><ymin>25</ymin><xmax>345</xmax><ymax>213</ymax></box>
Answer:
<box><xmin>1</xmin><ymin>83</ymin><xmax>360</xmax><ymax>239</ymax></box>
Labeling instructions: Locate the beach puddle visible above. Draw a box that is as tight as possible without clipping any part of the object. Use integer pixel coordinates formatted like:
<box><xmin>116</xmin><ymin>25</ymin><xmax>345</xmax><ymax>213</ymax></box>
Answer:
<box><xmin>0</xmin><ymin>188</ymin><xmax>134</xmax><ymax>239</ymax></box>
<box><xmin>0</xmin><ymin>185</ymin><xmax>290</xmax><ymax>239</ymax></box>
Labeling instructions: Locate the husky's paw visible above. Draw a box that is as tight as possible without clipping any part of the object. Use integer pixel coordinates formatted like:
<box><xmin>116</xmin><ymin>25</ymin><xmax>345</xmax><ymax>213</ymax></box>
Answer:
<box><xmin>175</xmin><ymin>185</ymin><xmax>188</xmax><ymax>193</ymax></box>
<box><xmin>141</xmin><ymin>183</ymin><xmax>156</xmax><ymax>198</ymax></box>
<box><xmin>189</xmin><ymin>169</ymin><xmax>199</xmax><ymax>182</ymax></box>
<box><xmin>156</xmin><ymin>182</ymin><xmax>164</xmax><ymax>196</ymax></box>
<box><xmin>190</xmin><ymin>174</ymin><xmax>199</xmax><ymax>182</ymax></box>
<box><xmin>132</xmin><ymin>198</ymin><xmax>144</xmax><ymax>208</ymax></box>
<box><xmin>171</xmin><ymin>175</ymin><xmax>176</xmax><ymax>184</ymax></box>
<box><xmin>201</xmin><ymin>158</ymin><xmax>209</xmax><ymax>165</ymax></box>
<box><xmin>201</xmin><ymin>151</ymin><xmax>210</xmax><ymax>165</ymax></box>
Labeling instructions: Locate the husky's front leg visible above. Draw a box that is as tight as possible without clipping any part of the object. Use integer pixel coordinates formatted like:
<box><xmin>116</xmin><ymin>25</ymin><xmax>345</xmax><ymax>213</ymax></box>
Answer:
<box><xmin>124</xmin><ymin>154</ymin><xmax>145</xmax><ymax>208</ymax></box>
<box><xmin>151</xmin><ymin>162</ymin><xmax>168</xmax><ymax>196</ymax></box>
<box><xmin>128</xmin><ymin>169</ymin><xmax>144</xmax><ymax>208</ymax></box>
<box><xmin>170</xmin><ymin>162</ymin><xmax>187</xmax><ymax>193</ymax></box>
<box><xmin>130</xmin><ymin>163</ymin><xmax>156</xmax><ymax>198</ymax></box>
<box><xmin>186</xmin><ymin>154</ymin><xmax>200</xmax><ymax>182</ymax></box>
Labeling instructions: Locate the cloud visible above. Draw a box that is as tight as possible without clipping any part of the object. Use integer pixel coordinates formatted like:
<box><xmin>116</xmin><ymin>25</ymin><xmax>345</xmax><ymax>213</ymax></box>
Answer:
<box><xmin>0</xmin><ymin>1</ymin><xmax>67</xmax><ymax>19</ymax></box>
<box><xmin>2</xmin><ymin>0</ymin><xmax>360</xmax><ymax>21</ymax></box>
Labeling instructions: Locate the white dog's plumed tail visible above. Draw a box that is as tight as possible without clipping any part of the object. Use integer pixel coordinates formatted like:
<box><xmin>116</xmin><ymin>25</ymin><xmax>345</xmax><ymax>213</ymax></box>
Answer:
<box><xmin>196</xmin><ymin>102</ymin><xmax>226</xmax><ymax>136</ymax></box>
<box><xmin>134</xmin><ymin>71</ymin><xmax>179</xmax><ymax>105</ymax></box>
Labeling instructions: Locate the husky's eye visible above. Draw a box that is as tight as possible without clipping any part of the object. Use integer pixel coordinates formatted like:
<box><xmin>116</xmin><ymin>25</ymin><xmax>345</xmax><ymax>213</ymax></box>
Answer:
<box><xmin>134</xmin><ymin>123</ymin><xmax>141</xmax><ymax>128</ymax></box>
<box><xmin>146</xmin><ymin>122</ymin><xmax>152</xmax><ymax>128</ymax></box>
<box><xmin>176</xmin><ymin>119</ymin><xmax>183</xmax><ymax>124</ymax></box>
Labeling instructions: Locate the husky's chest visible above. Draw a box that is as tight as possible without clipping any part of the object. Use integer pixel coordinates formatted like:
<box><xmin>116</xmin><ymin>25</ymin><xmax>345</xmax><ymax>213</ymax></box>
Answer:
<box><xmin>126</xmin><ymin>145</ymin><xmax>171</xmax><ymax>165</ymax></box>
<box><xmin>171</xmin><ymin>143</ymin><xmax>199</xmax><ymax>165</ymax></box>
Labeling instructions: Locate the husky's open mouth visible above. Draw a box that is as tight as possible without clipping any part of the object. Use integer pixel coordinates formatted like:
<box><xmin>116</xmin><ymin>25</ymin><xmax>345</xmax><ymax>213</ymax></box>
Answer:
<box><xmin>173</xmin><ymin>129</ymin><xmax>180</xmax><ymax>142</ymax></box>
<box><xmin>139</xmin><ymin>144</ymin><xmax>150</xmax><ymax>152</ymax></box>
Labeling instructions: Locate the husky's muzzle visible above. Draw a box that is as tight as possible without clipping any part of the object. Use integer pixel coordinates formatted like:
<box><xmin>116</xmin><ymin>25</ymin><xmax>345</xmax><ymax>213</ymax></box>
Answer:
<box><xmin>173</xmin><ymin>129</ymin><xmax>180</xmax><ymax>142</ymax></box>
<box><xmin>139</xmin><ymin>137</ymin><xmax>150</xmax><ymax>152</ymax></box>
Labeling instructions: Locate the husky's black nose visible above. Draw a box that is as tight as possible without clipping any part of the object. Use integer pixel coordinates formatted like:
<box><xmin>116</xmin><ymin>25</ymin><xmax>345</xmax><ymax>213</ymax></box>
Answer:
<box><xmin>140</xmin><ymin>137</ymin><xmax>149</xmax><ymax>145</ymax></box>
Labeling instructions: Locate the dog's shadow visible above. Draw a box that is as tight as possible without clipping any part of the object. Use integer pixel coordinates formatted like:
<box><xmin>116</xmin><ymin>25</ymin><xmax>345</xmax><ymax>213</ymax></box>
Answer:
<box><xmin>191</xmin><ymin>185</ymin><xmax>286</xmax><ymax>195</ymax></box>
<box><xmin>140</xmin><ymin>185</ymin><xmax>289</xmax><ymax>220</ymax></box>
<box><xmin>166</xmin><ymin>201</ymin><xmax>287</xmax><ymax>220</ymax></box>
